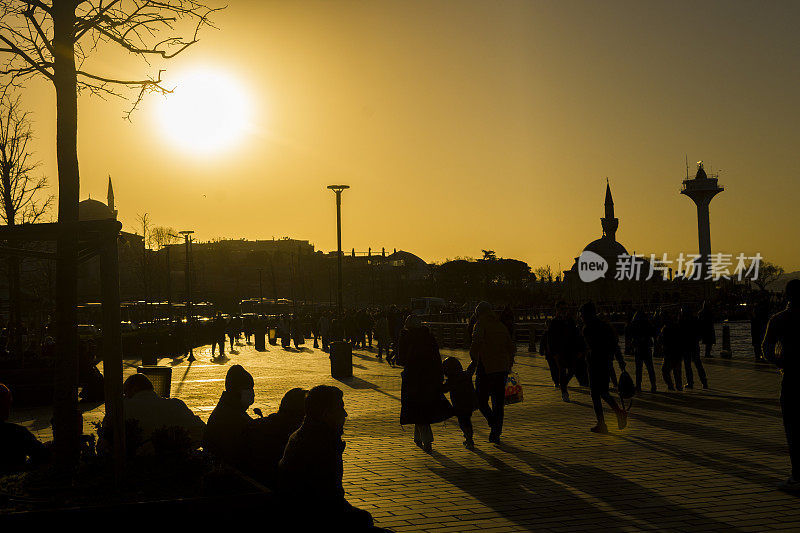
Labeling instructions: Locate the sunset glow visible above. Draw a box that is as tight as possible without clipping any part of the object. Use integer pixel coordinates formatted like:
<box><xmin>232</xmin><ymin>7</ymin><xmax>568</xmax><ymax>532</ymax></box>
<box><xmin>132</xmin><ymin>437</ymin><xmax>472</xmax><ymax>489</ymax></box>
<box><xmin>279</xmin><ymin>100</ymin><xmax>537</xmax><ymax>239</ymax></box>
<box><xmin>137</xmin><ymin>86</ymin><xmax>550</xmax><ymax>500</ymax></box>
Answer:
<box><xmin>154</xmin><ymin>68</ymin><xmax>251</xmax><ymax>155</ymax></box>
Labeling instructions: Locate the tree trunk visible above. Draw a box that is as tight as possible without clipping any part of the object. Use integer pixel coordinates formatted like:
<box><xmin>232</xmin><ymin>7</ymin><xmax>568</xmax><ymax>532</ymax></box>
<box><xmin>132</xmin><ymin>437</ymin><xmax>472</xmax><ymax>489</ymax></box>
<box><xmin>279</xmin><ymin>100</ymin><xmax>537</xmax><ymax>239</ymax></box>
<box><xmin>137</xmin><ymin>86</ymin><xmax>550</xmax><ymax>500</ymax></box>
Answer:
<box><xmin>52</xmin><ymin>0</ymin><xmax>81</xmax><ymax>471</ymax></box>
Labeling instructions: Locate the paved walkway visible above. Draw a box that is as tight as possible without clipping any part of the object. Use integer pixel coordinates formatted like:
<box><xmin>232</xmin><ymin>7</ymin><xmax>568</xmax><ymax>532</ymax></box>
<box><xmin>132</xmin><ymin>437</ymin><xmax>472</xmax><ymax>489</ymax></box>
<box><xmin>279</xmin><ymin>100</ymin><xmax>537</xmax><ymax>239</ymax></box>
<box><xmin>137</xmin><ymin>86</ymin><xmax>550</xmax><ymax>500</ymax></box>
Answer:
<box><xmin>11</xmin><ymin>340</ymin><xmax>799</xmax><ymax>532</ymax></box>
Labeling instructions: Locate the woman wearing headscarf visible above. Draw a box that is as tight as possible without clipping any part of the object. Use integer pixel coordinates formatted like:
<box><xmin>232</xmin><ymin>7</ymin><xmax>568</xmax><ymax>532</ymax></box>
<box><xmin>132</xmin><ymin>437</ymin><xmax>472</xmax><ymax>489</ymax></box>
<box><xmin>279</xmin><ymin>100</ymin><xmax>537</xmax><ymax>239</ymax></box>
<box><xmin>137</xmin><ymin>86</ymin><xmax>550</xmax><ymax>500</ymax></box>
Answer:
<box><xmin>396</xmin><ymin>315</ymin><xmax>453</xmax><ymax>452</ymax></box>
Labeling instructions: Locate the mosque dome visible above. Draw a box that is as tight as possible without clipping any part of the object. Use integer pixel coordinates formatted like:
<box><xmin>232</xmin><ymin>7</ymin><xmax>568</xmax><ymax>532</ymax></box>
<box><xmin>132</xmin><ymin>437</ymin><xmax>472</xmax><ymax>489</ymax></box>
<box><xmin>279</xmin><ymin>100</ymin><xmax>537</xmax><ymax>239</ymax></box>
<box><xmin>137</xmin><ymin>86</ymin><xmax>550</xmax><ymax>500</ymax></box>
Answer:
<box><xmin>79</xmin><ymin>198</ymin><xmax>116</xmax><ymax>221</ymax></box>
<box><xmin>583</xmin><ymin>236</ymin><xmax>630</xmax><ymax>266</ymax></box>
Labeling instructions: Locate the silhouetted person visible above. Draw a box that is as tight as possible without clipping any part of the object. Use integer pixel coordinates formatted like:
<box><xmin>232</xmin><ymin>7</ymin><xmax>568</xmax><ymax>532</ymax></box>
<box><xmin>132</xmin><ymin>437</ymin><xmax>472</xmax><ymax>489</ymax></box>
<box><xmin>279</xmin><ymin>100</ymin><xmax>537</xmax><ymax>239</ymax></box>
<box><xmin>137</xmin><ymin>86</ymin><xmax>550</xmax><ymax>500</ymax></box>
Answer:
<box><xmin>203</xmin><ymin>365</ymin><xmax>255</xmax><ymax>466</ymax></box>
<box><xmin>0</xmin><ymin>383</ymin><xmax>49</xmax><ymax>474</ymax></box>
<box><xmin>628</xmin><ymin>311</ymin><xmax>657</xmax><ymax>393</ymax></box>
<box><xmin>375</xmin><ymin>312</ymin><xmax>390</xmax><ymax>361</ymax></box>
<box><xmin>278</xmin><ymin>385</ymin><xmax>375</xmax><ymax>530</ymax></box>
<box><xmin>546</xmin><ymin>302</ymin><xmax>582</xmax><ymax>402</ymax></box>
<box><xmin>679</xmin><ymin>306</ymin><xmax>708</xmax><ymax>389</ymax></box>
<box><xmin>212</xmin><ymin>313</ymin><xmax>226</xmax><ymax>357</ymax></box>
<box><xmin>539</xmin><ymin>328</ymin><xmax>561</xmax><ymax>388</ymax></box>
<box><xmin>291</xmin><ymin>315</ymin><xmax>305</xmax><ymax>349</ymax></box>
<box><xmin>78</xmin><ymin>341</ymin><xmax>104</xmax><ymax>402</ymax></box>
<box><xmin>278</xmin><ymin>315</ymin><xmax>291</xmax><ymax>349</ymax></box>
<box><xmin>580</xmin><ymin>302</ymin><xmax>627</xmax><ymax>434</ymax></box>
<box><xmin>243</xmin><ymin>387</ymin><xmax>307</xmax><ymax>487</ymax></box>
<box><xmin>470</xmin><ymin>301</ymin><xmax>515</xmax><ymax>444</ymax></box>
<box><xmin>752</xmin><ymin>299</ymin><xmax>771</xmax><ymax>362</ymax></box>
<box><xmin>660</xmin><ymin>311</ymin><xmax>684</xmax><ymax>391</ymax></box>
<box><xmin>318</xmin><ymin>312</ymin><xmax>331</xmax><ymax>351</ymax></box>
<box><xmin>397</xmin><ymin>315</ymin><xmax>453</xmax><ymax>452</ymax></box>
<box><xmin>762</xmin><ymin>279</ymin><xmax>800</xmax><ymax>492</ymax></box>
<box><xmin>698</xmin><ymin>301</ymin><xmax>716</xmax><ymax>358</ymax></box>
<box><xmin>100</xmin><ymin>374</ymin><xmax>205</xmax><ymax>455</ymax></box>
<box><xmin>443</xmin><ymin>356</ymin><xmax>477</xmax><ymax>449</ymax></box>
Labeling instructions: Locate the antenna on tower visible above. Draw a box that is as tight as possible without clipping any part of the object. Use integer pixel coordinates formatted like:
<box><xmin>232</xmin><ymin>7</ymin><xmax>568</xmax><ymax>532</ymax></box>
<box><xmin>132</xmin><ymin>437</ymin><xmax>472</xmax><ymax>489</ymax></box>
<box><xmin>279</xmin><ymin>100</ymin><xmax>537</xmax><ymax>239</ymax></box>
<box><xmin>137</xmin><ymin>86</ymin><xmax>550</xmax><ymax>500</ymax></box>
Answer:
<box><xmin>685</xmin><ymin>155</ymin><xmax>689</xmax><ymax>180</ymax></box>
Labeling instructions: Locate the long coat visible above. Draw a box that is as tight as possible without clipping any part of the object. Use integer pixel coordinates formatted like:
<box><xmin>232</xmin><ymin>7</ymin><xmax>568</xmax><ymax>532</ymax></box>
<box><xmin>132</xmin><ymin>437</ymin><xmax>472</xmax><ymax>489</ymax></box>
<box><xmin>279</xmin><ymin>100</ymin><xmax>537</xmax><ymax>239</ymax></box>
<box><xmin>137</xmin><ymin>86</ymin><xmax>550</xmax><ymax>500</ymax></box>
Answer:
<box><xmin>397</xmin><ymin>326</ymin><xmax>453</xmax><ymax>425</ymax></box>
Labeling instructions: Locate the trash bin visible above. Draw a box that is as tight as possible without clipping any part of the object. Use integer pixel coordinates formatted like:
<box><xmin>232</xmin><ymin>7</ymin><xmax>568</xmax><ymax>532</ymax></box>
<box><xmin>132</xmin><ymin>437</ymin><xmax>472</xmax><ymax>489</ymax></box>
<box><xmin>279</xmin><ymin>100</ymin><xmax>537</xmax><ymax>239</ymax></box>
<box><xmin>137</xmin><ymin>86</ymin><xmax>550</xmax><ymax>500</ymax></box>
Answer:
<box><xmin>329</xmin><ymin>341</ymin><xmax>352</xmax><ymax>380</ymax></box>
<box><xmin>137</xmin><ymin>366</ymin><xmax>172</xmax><ymax>398</ymax></box>
<box><xmin>254</xmin><ymin>330</ymin><xmax>265</xmax><ymax>351</ymax></box>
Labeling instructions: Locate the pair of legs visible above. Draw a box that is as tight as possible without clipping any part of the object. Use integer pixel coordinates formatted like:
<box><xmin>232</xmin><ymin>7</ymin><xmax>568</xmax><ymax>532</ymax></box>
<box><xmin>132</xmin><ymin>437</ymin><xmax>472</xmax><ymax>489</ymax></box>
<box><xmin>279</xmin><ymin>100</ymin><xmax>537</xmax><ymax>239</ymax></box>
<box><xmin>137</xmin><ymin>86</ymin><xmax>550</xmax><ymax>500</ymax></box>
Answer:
<box><xmin>589</xmin><ymin>363</ymin><xmax>626</xmax><ymax>433</ymax></box>
<box><xmin>661</xmin><ymin>354</ymin><xmax>683</xmax><ymax>391</ymax></box>
<box><xmin>634</xmin><ymin>346</ymin><xmax>657</xmax><ymax>392</ymax></box>
<box><xmin>683</xmin><ymin>345</ymin><xmax>708</xmax><ymax>388</ymax></box>
<box><xmin>554</xmin><ymin>353</ymin><xmax>575</xmax><ymax>401</ymax></box>
<box><xmin>781</xmin><ymin>379</ymin><xmax>800</xmax><ymax>484</ymax></box>
<box><xmin>414</xmin><ymin>423</ymin><xmax>433</xmax><ymax>452</ymax></box>
<box><xmin>457</xmin><ymin>413</ymin><xmax>474</xmax><ymax>447</ymax></box>
<box><xmin>212</xmin><ymin>338</ymin><xmax>225</xmax><ymax>357</ymax></box>
<box><xmin>475</xmin><ymin>364</ymin><xmax>507</xmax><ymax>442</ymax></box>
<box><xmin>704</xmin><ymin>342</ymin><xmax>714</xmax><ymax>358</ymax></box>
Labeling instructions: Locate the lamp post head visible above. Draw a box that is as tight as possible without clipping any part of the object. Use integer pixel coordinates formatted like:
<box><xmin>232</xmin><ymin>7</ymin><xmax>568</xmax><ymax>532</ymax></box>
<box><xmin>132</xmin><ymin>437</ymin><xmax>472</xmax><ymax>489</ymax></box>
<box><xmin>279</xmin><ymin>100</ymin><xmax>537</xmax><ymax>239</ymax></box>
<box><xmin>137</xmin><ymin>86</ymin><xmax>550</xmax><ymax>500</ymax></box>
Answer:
<box><xmin>178</xmin><ymin>230</ymin><xmax>194</xmax><ymax>236</ymax></box>
<box><xmin>327</xmin><ymin>185</ymin><xmax>350</xmax><ymax>193</ymax></box>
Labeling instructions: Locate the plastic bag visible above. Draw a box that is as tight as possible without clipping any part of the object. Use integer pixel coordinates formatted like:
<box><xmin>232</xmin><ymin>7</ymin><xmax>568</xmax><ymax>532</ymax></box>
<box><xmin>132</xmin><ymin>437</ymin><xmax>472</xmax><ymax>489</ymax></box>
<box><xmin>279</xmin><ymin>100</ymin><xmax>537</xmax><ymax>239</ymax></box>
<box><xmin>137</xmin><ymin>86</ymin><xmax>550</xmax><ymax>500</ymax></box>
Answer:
<box><xmin>504</xmin><ymin>372</ymin><xmax>523</xmax><ymax>405</ymax></box>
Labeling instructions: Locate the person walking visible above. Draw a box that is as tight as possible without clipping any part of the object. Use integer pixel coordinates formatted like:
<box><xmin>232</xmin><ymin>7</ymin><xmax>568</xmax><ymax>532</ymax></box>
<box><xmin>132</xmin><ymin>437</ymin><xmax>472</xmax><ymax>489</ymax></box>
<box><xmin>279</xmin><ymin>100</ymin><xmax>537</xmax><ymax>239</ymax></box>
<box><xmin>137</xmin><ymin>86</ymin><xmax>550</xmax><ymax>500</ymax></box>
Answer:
<box><xmin>470</xmin><ymin>301</ymin><xmax>515</xmax><ymax>444</ymax></box>
<box><xmin>660</xmin><ymin>310</ymin><xmax>684</xmax><ymax>391</ymax></box>
<box><xmin>762</xmin><ymin>279</ymin><xmax>800</xmax><ymax>492</ymax></box>
<box><xmin>698</xmin><ymin>301</ymin><xmax>716</xmax><ymax>358</ymax></box>
<box><xmin>375</xmin><ymin>311</ymin><xmax>390</xmax><ymax>361</ymax></box>
<box><xmin>579</xmin><ymin>302</ymin><xmax>627</xmax><ymax>434</ymax></box>
<box><xmin>679</xmin><ymin>306</ymin><xmax>708</xmax><ymax>389</ymax></box>
<box><xmin>396</xmin><ymin>315</ymin><xmax>453</xmax><ymax>453</ymax></box>
<box><xmin>628</xmin><ymin>310</ymin><xmax>657</xmax><ymax>393</ymax></box>
<box><xmin>546</xmin><ymin>301</ymin><xmax>582</xmax><ymax>402</ymax></box>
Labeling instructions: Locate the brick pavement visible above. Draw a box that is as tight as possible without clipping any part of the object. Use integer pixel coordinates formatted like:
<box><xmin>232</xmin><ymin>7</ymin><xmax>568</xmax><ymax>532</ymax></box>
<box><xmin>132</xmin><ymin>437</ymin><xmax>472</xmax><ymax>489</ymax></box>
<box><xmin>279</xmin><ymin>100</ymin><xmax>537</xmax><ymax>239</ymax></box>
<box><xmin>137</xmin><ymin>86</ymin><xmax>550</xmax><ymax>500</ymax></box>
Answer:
<box><xmin>11</xmin><ymin>340</ymin><xmax>800</xmax><ymax>532</ymax></box>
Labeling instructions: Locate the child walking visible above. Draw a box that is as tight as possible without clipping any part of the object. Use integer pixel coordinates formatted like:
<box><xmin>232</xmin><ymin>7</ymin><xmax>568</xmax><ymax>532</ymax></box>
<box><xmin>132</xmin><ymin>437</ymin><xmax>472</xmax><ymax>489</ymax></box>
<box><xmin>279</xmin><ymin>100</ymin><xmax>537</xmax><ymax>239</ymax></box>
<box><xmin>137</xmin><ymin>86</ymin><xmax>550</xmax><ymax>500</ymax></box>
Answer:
<box><xmin>443</xmin><ymin>356</ymin><xmax>478</xmax><ymax>449</ymax></box>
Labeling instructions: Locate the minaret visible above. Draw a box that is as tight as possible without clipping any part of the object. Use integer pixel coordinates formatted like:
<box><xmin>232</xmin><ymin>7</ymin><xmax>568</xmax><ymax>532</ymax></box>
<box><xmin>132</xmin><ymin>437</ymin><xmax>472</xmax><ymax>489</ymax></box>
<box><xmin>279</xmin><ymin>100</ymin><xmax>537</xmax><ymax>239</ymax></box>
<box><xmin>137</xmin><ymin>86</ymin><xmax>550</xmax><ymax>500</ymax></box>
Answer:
<box><xmin>601</xmin><ymin>179</ymin><xmax>618</xmax><ymax>240</ymax></box>
<box><xmin>107</xmin><ymin>175</ymin><xmax>118</xmax><ymax>218</ymax></box>
<box><xmin>681</xmin><ymin>161</ymin><xmax>723</xmax><ymax>278</ymax></box>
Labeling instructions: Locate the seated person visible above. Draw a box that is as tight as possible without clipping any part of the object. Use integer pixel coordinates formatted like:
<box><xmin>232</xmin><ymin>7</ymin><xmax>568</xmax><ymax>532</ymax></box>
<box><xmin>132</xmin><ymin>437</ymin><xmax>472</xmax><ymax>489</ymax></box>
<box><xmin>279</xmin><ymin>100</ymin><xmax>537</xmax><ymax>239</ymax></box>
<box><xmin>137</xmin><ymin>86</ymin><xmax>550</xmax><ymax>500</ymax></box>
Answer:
<box><xmin>203</xmin><ymin>365</ymin><xmax>255</xmax><ymax>465</ymax></box>
<box><xmin>100</xmin><ymin>374</ymin><xmax>205</xmax><ymax>455</ymax></box>
<box><xmin>242</xmin><ymin>387</ymin><xmax>307</xmax><ymax>486</ymax></box>
<box><xmin>0</xmin><ymin>383</ymin><xmax>50</xmax><ymax>474</ymax></box>
<box><xmin>278</xmin><ymin>385</ymin><xmax>374</xmax><ymax>530</ymax></box>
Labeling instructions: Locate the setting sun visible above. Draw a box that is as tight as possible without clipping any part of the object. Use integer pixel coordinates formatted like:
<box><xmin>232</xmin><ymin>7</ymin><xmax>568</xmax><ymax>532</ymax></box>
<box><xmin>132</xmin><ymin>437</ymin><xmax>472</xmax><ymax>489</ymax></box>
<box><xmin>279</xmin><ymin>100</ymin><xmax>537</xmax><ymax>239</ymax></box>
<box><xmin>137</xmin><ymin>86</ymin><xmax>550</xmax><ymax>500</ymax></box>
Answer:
<box><xmin>154</xmin><ymin>68</ymin><xmax>251</xmax><ymax>154</ymax></box>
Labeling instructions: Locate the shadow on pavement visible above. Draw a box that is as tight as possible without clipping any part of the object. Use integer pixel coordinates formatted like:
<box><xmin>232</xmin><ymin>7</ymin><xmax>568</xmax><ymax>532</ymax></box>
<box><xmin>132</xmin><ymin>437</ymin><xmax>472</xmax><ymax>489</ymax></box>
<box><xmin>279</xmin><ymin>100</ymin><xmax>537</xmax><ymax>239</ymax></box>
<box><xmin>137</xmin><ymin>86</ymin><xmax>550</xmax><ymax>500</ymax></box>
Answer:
<box><xmin>427</xmin><ymin>448</ymin><xmax>644</xmax><ymax>531</ymax></box>
<box><xmin>497</xmin><ymin>443</ymin><xmax>745</xmax><ymax>532</ymax></box>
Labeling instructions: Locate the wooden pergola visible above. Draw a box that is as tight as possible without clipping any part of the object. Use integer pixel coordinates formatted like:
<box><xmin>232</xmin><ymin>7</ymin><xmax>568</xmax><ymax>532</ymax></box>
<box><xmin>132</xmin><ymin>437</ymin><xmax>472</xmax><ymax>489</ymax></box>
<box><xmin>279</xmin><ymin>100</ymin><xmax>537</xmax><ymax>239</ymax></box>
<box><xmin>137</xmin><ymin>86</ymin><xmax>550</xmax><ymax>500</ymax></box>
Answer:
<box><xmin>0</xmin><ymin>219</ymin><xmax>125</xmax><ymax>477</ymax></box>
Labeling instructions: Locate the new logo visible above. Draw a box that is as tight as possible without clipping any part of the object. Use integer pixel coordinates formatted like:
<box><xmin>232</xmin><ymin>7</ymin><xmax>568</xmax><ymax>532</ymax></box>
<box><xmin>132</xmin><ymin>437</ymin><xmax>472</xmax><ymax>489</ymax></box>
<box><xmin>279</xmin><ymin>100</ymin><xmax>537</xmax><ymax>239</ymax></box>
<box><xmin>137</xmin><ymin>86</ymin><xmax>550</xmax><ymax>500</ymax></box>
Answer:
<box><xmin>578</xmin><ymin>251</ymin><xmax>608</xmax><ymax>282</ymax></box>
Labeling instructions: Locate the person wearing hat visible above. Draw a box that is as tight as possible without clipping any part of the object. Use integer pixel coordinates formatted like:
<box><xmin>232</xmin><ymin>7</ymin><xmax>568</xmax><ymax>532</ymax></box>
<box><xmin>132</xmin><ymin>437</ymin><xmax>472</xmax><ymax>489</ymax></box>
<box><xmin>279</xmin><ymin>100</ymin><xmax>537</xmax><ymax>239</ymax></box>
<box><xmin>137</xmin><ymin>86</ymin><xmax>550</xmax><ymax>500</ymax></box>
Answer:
<box><xmin>763</xmin><ymin>279</ymin><xmax>800</xmax><ymax>492</ymax></box>
<box><xmin>203</xmin><ymin>364</ymin><xmax>256</xmax><ymax>465</ymax></box>
<box><xmin>0</xmin><ymin>383</ymin><xmax>49</xmax><ymax>473</ymax></box>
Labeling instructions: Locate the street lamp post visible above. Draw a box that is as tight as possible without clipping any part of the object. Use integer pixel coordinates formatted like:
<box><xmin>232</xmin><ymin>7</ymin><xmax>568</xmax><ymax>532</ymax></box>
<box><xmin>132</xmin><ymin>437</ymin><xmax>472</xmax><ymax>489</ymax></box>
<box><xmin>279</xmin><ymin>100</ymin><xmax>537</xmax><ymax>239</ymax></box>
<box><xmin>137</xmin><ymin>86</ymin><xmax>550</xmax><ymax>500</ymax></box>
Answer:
<box><xmin>179</xmin><ymin>230</ymin><xmax>195</xmax><ymax>362</ymax></box>
<box><xmin>327</xmin><ymin>185</ymin><xmax>349</xmax><ymax>317</ymax></box>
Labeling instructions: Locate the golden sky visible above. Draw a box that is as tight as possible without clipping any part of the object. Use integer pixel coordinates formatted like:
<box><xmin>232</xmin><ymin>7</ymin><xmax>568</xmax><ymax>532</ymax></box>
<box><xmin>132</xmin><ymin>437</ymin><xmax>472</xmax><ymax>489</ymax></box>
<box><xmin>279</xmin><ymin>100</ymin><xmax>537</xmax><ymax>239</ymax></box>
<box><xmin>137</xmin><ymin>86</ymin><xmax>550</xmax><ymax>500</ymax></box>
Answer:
<box><xmin>18</xmin><ymin>0</ymin><xmax>800</xmax><ymax>271</ymax></box>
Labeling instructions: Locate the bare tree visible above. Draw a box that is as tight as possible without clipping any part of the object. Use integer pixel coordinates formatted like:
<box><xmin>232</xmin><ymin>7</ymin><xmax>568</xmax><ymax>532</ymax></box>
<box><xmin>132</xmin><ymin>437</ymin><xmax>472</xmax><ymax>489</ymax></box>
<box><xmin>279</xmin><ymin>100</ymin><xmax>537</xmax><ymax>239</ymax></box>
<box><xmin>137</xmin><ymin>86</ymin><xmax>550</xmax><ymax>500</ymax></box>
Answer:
<box><xmin>754</xmin><ymin>260</ymin><xmax>785</xmax><ymax>292</ymax></box>
<box><xmin>534</xmin><ymin>265</ymin><xmax>553</xmax><ymax>283</ymax></box>
<box><xmin>150</xmin><ymin>225</ymin><xmax>179</xmax><ymax>250</ymax></box>
<box><xmin>0</xmin><ymin>0</ymin><xmax>219</xmax><ymax>468</ymax></box>
<box><xmin>0</xmin><ymin>92</ymin><xmax>53</xmax><ymax>355</ymax></box>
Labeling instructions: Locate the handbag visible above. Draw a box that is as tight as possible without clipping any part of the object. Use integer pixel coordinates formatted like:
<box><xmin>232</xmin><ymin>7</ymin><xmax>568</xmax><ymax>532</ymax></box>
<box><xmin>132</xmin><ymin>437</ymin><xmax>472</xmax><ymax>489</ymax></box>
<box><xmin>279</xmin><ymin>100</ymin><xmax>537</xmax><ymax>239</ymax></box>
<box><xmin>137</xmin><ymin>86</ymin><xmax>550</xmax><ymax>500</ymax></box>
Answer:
<box><xmin>617</xmin><ymin>369</ymin><xmax>635</xmax><ymax>412</ymax></box>
<box><xmin>504</xmin><ymin>372</ymin><xmax>523</xmax><ymax>405</ymax></box>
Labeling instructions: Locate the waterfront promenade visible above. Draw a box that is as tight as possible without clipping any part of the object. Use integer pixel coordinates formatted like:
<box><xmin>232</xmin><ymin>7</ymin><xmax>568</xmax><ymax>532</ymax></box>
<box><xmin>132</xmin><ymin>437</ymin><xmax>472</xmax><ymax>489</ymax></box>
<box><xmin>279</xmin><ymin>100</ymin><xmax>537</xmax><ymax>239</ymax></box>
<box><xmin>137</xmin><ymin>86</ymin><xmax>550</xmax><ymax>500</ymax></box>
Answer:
<box><xmin>10</xmin><ymin>338</ymin><xmax>799</xmax><ymax>532</ymax></box>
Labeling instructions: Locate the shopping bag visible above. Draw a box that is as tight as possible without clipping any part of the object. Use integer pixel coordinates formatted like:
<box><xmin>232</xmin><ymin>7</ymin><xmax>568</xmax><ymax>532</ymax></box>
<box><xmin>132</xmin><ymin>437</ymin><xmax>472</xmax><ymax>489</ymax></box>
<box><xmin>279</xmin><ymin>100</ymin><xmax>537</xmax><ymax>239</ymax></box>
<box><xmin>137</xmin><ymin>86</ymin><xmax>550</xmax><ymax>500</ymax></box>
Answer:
<box><xmin>504</xmin><ymin>372</ymin><xmax>523</xmax><ymax>405</ymax></box>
